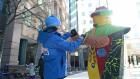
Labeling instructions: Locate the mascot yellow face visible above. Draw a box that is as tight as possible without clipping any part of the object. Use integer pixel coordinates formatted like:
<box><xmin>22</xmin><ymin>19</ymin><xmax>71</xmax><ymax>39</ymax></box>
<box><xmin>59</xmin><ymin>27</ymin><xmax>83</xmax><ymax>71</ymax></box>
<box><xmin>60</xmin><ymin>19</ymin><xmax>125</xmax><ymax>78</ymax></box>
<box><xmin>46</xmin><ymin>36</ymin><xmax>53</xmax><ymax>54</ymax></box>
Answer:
<box><xmin>91</xmin><ymin>6</ymin><xmax>112</xmax><ymax>26</ymax></box>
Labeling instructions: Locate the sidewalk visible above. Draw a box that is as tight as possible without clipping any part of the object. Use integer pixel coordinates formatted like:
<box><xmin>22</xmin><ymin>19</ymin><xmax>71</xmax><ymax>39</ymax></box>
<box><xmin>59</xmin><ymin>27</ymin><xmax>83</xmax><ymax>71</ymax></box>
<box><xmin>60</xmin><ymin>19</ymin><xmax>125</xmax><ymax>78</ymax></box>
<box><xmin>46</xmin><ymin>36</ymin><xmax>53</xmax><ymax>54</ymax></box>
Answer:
<box><xmin>123</xmin><ymin>67</ymin><xmax>140</xmax><ymax>79</ymax></box>
<box><xmin>65</xmin><ymin>67</ymin><xmax>140</xmax><ymax>79</ymax></box>
<box><xmin>65</xmin><ymin>71</ymin><xmax>88</xmax><ymax>79</ymax></box>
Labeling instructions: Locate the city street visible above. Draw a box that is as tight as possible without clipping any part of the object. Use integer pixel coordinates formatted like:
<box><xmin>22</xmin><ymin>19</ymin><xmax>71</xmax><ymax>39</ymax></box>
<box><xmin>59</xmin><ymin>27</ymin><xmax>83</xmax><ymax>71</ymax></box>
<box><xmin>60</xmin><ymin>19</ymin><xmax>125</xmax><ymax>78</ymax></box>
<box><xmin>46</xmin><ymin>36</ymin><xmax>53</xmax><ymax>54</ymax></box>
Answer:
<box><xmin>1</xmin><ymin>0</ymin><xmax>140</xmax><ymax>79</ymax></box>
<box><xmin>65</xmin><ymin>67</ymin><xmax>140</xmax><ymax>79</ymax></box>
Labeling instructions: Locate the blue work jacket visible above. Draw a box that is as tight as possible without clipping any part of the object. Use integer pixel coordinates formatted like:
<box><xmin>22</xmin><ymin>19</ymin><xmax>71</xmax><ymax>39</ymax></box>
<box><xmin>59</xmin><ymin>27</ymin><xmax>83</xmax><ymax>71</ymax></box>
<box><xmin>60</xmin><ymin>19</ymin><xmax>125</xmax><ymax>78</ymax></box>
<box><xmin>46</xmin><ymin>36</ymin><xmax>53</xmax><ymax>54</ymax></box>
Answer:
<box><xmin>38</xmin><ymin>31</ymin><xmax>83</xmax><ymax>79</ymax></box>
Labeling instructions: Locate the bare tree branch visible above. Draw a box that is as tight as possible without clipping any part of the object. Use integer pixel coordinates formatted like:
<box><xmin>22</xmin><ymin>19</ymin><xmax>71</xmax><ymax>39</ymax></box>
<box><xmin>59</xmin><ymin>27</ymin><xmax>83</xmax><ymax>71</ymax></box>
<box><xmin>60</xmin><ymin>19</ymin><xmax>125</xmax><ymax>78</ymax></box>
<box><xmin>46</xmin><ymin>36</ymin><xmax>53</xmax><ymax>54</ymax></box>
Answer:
<box><xmin>24</xmin><ymin>6</ymin><xmax>44</xmax><ymax>26</ymax></box>
<box><xmin>15</xmin><ymin>14</ymin><xmax>31</xmax><ymax>20</ymax></box>
<box><xmin>16</xmin><ymin>2</ymin><xmax>48</xmax><ymax>17</ymax></box>
<box><xmin>23</xmin><ymin>20</ymin><xmax>37</xmax><ymax>30</ymax></box>
<box><xmin>6</xmin><ymin>0</ymin><xmax>50</xmax><ymax>29</ymax></box>
<box><xmin>6</xmin><ymin>0</ymin><xmax>22</xmax><ymax>25</ymax></box>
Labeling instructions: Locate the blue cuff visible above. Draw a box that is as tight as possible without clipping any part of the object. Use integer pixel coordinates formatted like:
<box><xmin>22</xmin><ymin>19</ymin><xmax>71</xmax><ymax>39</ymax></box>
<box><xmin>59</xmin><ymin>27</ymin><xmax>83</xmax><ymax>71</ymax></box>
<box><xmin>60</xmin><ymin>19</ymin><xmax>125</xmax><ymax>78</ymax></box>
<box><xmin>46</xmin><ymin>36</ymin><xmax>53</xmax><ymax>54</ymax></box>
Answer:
<box><xmin>62</xmin><ymin>32</ymin><xmax>71</xmax><ymax>39</ymax></box>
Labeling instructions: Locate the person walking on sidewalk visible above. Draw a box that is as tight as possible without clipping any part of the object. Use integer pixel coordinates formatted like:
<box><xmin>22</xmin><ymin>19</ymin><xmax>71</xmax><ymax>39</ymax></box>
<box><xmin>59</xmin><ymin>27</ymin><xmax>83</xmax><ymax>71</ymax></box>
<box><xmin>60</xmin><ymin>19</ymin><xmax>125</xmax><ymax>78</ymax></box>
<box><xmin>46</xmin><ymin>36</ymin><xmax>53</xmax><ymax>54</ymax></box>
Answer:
<box><xmin>37</xmin><ymin>15</ymin><xmax>85</xmax><ymax>79</ymax></box>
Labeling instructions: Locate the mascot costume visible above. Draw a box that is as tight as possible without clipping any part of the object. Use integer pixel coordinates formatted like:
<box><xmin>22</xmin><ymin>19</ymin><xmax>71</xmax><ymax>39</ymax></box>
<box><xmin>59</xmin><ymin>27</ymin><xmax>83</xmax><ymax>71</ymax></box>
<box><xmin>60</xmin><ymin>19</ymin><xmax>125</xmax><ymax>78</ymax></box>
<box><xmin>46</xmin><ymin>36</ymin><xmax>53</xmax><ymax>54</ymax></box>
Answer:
<box><xmin>84</xmin><ymin>6</ymin><xmax>130</xmax><ymax>79</ymax></box>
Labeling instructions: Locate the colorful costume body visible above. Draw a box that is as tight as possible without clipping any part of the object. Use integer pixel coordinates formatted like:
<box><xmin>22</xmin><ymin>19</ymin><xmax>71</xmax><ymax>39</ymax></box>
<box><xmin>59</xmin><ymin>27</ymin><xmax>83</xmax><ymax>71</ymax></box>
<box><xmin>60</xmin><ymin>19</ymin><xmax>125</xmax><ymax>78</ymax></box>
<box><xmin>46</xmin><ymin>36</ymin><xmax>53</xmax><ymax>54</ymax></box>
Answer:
<box><xmin>85</xmin><ymin>6</ymin><xmax>130</xmax><ymax>79</ymax></box>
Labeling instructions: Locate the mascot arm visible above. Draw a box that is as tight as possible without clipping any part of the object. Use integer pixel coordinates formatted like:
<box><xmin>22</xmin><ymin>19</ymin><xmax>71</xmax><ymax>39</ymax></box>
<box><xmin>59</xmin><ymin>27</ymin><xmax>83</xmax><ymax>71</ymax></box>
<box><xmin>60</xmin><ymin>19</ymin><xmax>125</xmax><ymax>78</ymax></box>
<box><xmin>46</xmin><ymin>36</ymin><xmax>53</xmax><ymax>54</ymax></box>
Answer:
<box><xmin>84</xmin><ymin>36</ymin><xmax>110</xmax><ymax>48</ymax></box>
<box><xmin>110</xmin><ymin>27</ymin><xmax>130</xmax><ymax>39</ymax></box>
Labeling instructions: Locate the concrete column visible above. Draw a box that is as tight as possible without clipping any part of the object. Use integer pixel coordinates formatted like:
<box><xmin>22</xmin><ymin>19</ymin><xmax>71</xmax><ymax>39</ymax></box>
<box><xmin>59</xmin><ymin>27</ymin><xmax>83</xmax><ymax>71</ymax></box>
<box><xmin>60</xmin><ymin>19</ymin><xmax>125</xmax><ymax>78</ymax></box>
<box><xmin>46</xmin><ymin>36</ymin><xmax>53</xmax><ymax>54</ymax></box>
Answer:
<box><xmin>1</xmin><ymin>20</ymin><xmax>22</xmax><ymax>68</ymax></box>
<box><xmin>51</xmin><ymin>0</ymin><xmax>55</xmax><ymax>14</ymax></box>
<box><xmin>124</xmin><ymin>39</ymin><xmax>129</xmax><ymax>67</ymax></box>
<box><xmin>78</xmin><ymin>47</ymin><xmax>85</xmax><ymax>70</ymax></box>
<box><xmin>35</xmin><ymin>44</ymin><xmax>41</xmax><ymax>65</ymax></box>
<box><xmin>18</xmin><ymin>39</ymin><xmax>28</xmax><ymax>65</ymax></box>
<box><xmin>119</xmin><ymin>36</ymin><xmax>124</xmax><ymax>79</ymax></box>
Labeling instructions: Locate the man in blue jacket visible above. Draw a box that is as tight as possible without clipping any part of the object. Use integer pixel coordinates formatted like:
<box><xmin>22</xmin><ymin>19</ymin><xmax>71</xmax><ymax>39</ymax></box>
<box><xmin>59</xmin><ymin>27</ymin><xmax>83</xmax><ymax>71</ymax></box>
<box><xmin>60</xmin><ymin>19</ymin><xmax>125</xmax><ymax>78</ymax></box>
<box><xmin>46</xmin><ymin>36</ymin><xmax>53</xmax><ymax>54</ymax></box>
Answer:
<box><xmin>37</xmin><ymin>15</ymin><xmax>84</xmax><ymax>79</ymax></box>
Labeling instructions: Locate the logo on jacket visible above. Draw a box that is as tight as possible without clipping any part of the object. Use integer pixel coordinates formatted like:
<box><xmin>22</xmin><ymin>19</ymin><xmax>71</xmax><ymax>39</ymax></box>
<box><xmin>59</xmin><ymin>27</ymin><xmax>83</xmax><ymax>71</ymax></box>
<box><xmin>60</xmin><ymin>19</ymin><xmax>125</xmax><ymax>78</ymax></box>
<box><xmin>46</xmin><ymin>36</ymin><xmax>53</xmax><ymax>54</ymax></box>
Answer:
<box><xmin>41</xmin><ymin>47</ymin><xmax>49</xmax><ymax>55</ymax></box>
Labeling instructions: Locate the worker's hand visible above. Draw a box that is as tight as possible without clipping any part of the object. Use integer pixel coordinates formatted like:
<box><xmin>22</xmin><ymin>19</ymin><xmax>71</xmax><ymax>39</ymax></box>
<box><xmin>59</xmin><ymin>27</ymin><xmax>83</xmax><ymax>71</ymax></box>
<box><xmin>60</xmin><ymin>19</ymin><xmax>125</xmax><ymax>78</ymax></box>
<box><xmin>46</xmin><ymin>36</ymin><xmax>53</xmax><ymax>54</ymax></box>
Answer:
<box><xmin>41</xmin><ymin>47</ymin><xmax>48</xmax><ymax>54</ymax></box>
<box><xmin>70</xmin><ymin>29</ymin><xmax>79</xmax><ymax>41</ymax></box>
<box><xmin>70</xmin><ymin>29</ymin><xmax>78</xmax><ymax>37</ymax></box>
<box><xmin>84</xmin><ymin>36</ymin><xmax>110</xmax><ymax>48</ymax></box>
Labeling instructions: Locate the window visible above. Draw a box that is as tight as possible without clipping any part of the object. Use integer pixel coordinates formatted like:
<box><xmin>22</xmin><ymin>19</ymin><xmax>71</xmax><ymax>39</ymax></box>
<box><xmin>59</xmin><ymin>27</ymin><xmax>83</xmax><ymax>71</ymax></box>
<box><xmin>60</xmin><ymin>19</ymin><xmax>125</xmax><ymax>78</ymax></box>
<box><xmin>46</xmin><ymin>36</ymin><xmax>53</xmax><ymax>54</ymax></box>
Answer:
<box><xmin>0</xmin><ymin>0</ymin><xmax>4</xmax><ymax>13</ymax></box>
<box><xmin>88</xmin><ymin>3</ymin><xmax>92</xmax><ymax>7</ymax></box>
<box><xmin>133</xmin><ymin>44</ymin><xmax>140</xmax><ymax>49</ymax></box>
<box><xmin>83</xmin><ymin>20</ymin><xmax>86</xmax><ymax>24</ymax></box>
<box><xmin>54</xmin><ymin>2</ymin><xmax>57</xmax><ymax>16</ymax></box>
<box><xmin>48</xmin><ymin>8</ymin><xmax>52</xmax><ymax>16</ymax></box>
<box><xmin>82</xmin><ymin>12</ymin><xmax>85</xmax><ymax>16</ymax></box>
<box><xmin>59</xmin><ymin>8</ymin><xmax>62</xmax><ymax>21</ymax></box>
<box><xmin>89</xmin><ymin>20</ymin><xmax>93</xmax><ymax>24</ymax></box>
<box><xmin>22</xmin><ymin>12</ymin><xmax>34</xmax><ymax>28</ymax></box>
<box><xmin>70</xmin><ymin>12</ymin><xmax>77</xmax><ymax>19</ymax></box>
<box><xmin>37</xmin><ymin>0</ymin><xmax>44</xmax><ymax>9</ymax></box>
<box><xmin>0</xmin><ymin>38</ymin><xmax>3</xmax><ymax>51</ymax></box>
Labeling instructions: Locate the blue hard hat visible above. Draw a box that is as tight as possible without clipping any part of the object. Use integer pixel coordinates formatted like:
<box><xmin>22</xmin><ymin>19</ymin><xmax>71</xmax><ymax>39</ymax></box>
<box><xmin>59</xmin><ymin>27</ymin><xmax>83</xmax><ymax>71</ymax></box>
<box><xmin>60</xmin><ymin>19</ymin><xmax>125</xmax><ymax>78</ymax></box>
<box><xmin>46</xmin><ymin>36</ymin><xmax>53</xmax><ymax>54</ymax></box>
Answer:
<box><xmin>45</xmin><ymin>15</ymin><xmax>61</xmax><ymax>28</ymax></box>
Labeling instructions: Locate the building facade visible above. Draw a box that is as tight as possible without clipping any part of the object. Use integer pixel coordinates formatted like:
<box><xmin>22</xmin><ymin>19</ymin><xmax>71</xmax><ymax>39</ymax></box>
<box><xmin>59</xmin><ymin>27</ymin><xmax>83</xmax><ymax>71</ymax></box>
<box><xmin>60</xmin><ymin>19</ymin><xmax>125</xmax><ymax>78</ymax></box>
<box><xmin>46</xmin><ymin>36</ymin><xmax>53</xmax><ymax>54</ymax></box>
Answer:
<box><xmin>123</xmin><ymin>0</ymin><xmax>140</xmax><ymax>67</ymax></box>
<box><xmin>69</xmin><ymin>0</ymin><xmax>78</xmax><ymax>31</ymax></box>
<box><xmin>124</xmin><ymin>37</ymin><xmax>140</xmax><ymax>67</ymax></box>
<box><xmin>0</xmin><ymin>0</ymin><xmax>69</xmax><ymax>68</ymax></box>
<box><xmin>68</xmin><ymin>0</ymin><xmax>96</xmax><ymax>71</ymax></box>
<box><xmin>77</xmin><ymin>0</ymin><xmax>102</xmax><ymax>34</ymax></box>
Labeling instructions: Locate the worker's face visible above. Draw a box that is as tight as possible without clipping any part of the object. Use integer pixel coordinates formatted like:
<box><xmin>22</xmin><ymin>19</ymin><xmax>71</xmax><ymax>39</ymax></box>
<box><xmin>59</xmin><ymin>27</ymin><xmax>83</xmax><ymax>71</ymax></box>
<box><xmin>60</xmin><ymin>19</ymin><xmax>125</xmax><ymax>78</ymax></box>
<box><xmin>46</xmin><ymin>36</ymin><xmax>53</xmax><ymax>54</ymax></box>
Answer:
<box><xmin>92</xmin><ymin>15</ymin><xmax>111</xmax><ymax>26</ymax></box>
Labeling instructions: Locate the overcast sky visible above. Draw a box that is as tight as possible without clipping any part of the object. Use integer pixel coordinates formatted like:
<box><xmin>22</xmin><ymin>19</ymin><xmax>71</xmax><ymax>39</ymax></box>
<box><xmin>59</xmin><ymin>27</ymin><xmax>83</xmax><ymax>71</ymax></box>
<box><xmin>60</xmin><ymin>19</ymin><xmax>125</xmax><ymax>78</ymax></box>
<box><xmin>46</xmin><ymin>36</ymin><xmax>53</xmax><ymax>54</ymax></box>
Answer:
<box><xmin>87</xmin><ymin>0</ymin><xmax>140</xmax><ymax>38</ymax></box>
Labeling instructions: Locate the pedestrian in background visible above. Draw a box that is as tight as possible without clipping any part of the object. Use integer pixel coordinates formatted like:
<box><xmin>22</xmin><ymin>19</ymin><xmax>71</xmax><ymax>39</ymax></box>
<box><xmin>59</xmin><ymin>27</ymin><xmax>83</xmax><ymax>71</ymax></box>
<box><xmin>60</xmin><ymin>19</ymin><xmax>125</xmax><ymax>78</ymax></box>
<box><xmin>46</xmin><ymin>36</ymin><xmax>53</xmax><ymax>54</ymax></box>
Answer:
<box><xmin>131</xmin><ymin>55</ymin><xmax>134</xmax><ymax>66</ymax></box>
<box><xmin>36</xmin><ymin>54</ymin><xmax>44</xmax><ymax>79</ymax></box>
<box><xmin>128</xmin><ymin>56</ymin><xmax>131</xmax><ymax>67</ymax></box>
<box><xmin>37</xmin><ymin>15</ymin><xmax>84</xmax><ymax>79</ymax></box>
<box><xmin>26</xmin><ymin>59</ymin><xmax>36</xmax><ymax>79</ymax></box>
